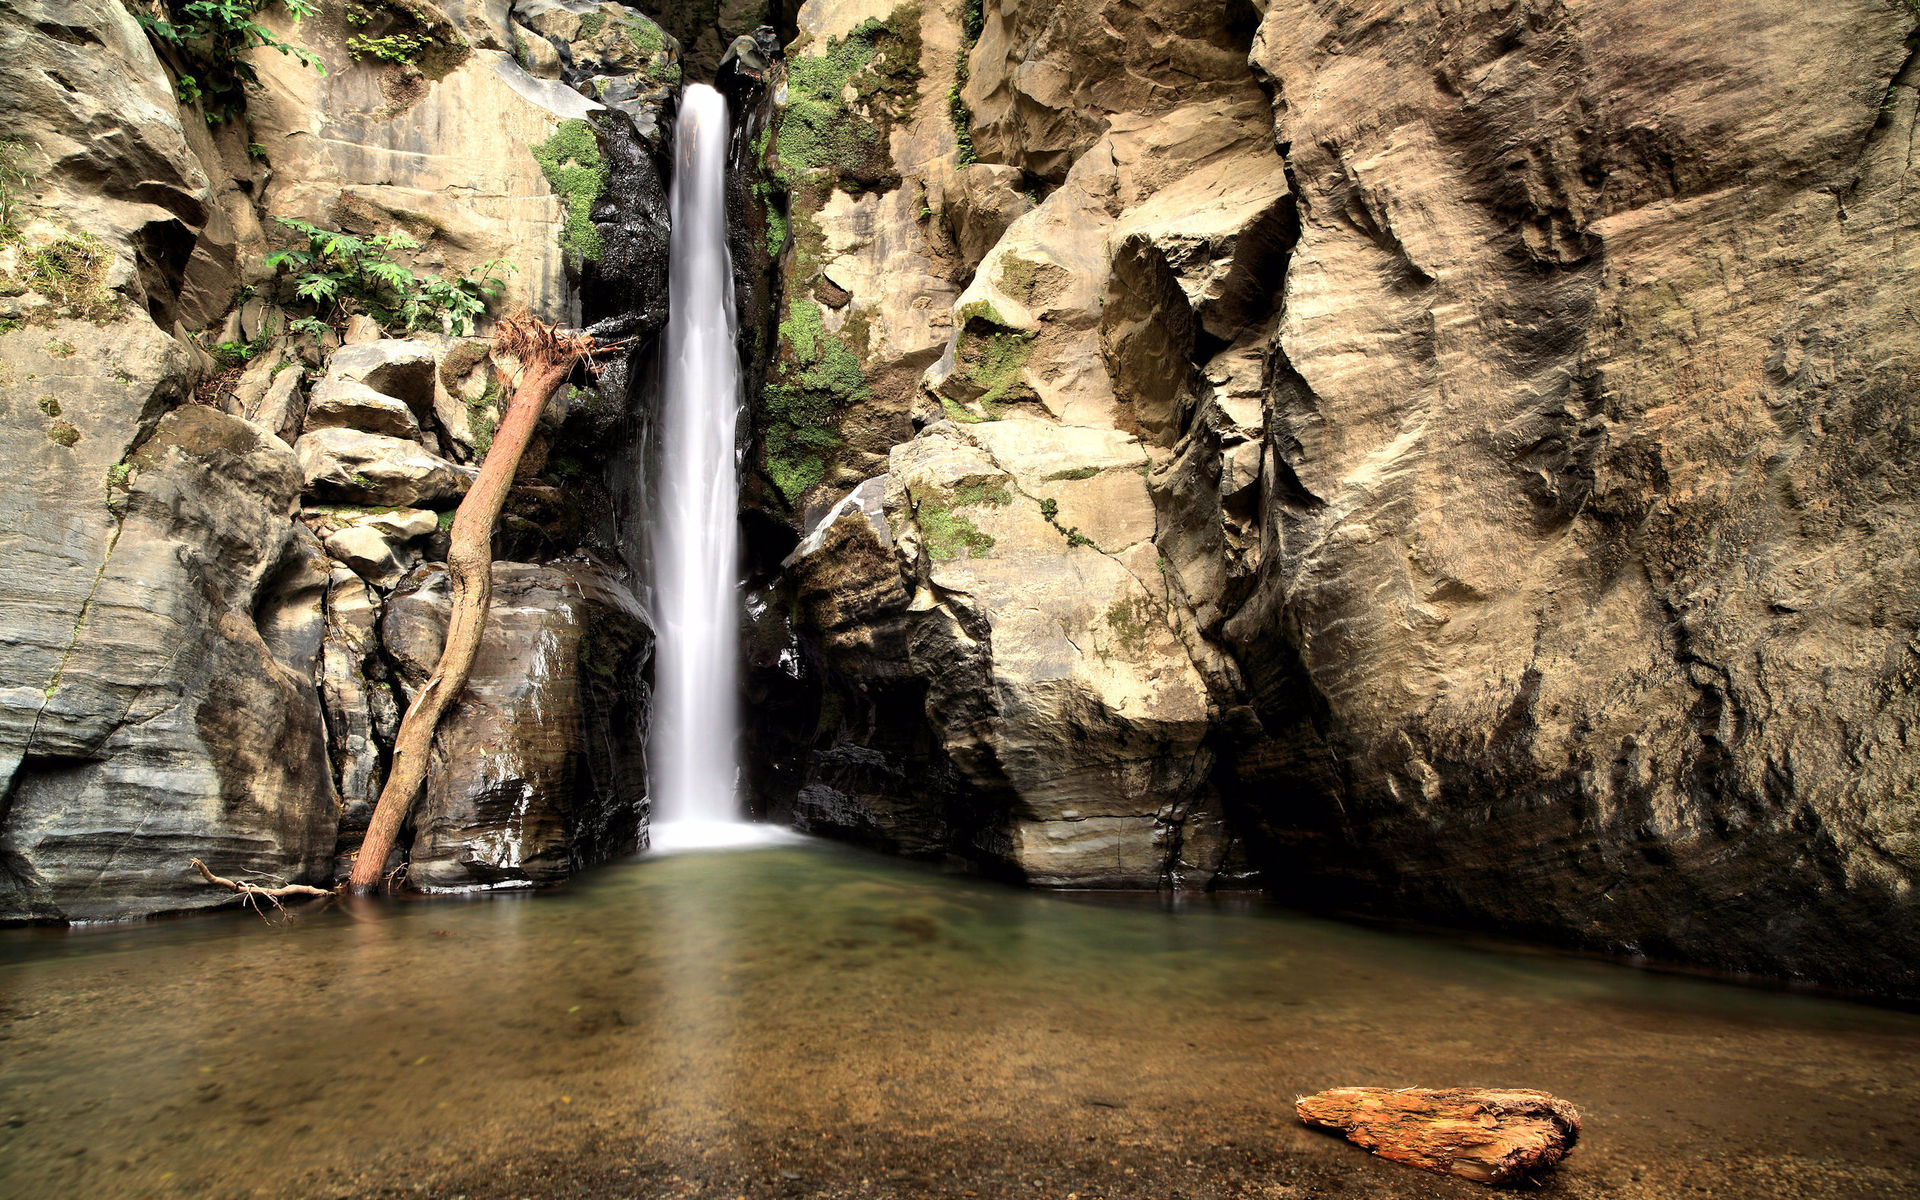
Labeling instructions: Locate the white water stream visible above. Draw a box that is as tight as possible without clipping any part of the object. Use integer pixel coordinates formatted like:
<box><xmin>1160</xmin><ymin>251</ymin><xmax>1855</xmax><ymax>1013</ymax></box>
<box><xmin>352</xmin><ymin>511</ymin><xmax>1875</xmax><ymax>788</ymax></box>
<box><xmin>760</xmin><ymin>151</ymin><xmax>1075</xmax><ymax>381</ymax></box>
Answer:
<box><xmin>647</xmin><ymin>85</ymin><xmax>785</xmax><ymax>852</ymax></box>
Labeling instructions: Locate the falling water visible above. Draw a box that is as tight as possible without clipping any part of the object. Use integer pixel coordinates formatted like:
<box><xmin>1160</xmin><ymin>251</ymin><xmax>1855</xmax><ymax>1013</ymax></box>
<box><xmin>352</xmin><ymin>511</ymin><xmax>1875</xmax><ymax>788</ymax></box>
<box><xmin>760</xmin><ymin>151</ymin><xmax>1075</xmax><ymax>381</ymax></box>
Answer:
<box><xmin>647</xmin><ymin>85</ymin><xmax>778</xmax><ymax>851</ymax></box>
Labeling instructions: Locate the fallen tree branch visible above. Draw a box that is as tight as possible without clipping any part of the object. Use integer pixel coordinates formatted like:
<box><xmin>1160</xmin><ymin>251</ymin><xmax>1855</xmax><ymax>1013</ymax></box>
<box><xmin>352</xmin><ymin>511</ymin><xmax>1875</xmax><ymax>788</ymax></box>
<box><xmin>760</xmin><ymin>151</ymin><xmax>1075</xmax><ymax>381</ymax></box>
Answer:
<box><xmin>345</xmin><ymin>312</ymin><xmax>624</xmax><ymax>893</ymax></box>
<box><xmin>191</xmin><ymin>858</ymin><xmax>332</xmax><ymax>921</ymax></box>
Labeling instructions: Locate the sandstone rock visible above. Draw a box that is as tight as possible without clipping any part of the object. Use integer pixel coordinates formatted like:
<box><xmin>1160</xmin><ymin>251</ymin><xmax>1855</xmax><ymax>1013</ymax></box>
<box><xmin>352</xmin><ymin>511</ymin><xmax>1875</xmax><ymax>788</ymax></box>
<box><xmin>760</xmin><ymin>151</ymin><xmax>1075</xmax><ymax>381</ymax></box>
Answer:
<box><xmin>322</xmin><ymin>518</ymin><xmax>435</xmax><ymax>591</ymax></box>
<box><xmin>244</xmin><ymin>14</ymin><xmax>591</xmax><ymax>320</ymax></box>
<box><xmin>1296</xmin><ymin>1087</ymin><xmax>1581</xmax><ymax>1185</ymax></box>
<box><xmin>256</xmin><ymin>524</ymin><xmax>331</xmax><ymax>684</ymax></box>
<box><xmin>295</xmin><ymin>427</ymin><xmax>472</xmax><ymax>507</ymax></box>
<box><xmin>341</xmin><ymin>315</ymin><xmax>386</xmax><ymax>345</ymax></box>
<box><xmin>251</xmin><ymin>363</ymin><xmax>307</xmax><ymax>446</ymax></box>
<box><xmin>0</xmin><ymin>2</ymin><xmax>213</xmax><ymax>327</ymax></box>
<box><xmin>321</xmin><ymin>341</ymin><xmax>439</xmax><ymax>418</ymax></box>
<box><xmin>303</xmin><ymin>378</ymin><xmax>425</xmax><ymax>440</ymax></box>
<box><xmin>1217</xmin><ymin>0</ymin><xmax>1920</xmax><ymax>994</ymax></box>
<box><xmin>382</xmin><ymin>560</ymin><xmax>653</xmax><ymax>889</ymax></box>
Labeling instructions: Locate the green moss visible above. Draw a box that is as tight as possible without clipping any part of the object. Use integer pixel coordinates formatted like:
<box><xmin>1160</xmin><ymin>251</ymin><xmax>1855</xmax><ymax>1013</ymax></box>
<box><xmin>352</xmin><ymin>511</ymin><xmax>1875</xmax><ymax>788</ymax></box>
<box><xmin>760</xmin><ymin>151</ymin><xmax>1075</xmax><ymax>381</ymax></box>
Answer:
<box><xmin>766</xmin><ymin>205</ymin><xmax>789</xmax><ymax>257</ymax></box>
<box><xmin>957</xmin><ymin>325</ymin><xmax>1035</xmax><ymax>408</ymax></box>
<box><xmin>951</xmin><ymin>481</ymin><xmax>1011</xmax><ymax>508</ymax></box>
<box><xmin>775</xmin><ymin>9</ymin><xmax>921</xmax><ymax>186</ymax></box>
<box><xmin>45</xmin><ymin>340</ymin><xmax>75</xmax><ymax>358</ymax></box>
<box><xmin>918</xmin><ymin>500</ymin><xmax>993</xmax><ymax>561</ymax></box>
<box><xmin>1043</xmin><ymin>467</ymin><xmax>1099</xmax><ymax>482</ymax></box>
<box><xmin>531</xmin><ymin>120</ymin><xmax>609</xmax><ymax>266</ymax></box>
<box><xmin>46</xmin><ymin>419</ymin><xmax>79</xmax><ymax>447</ymax></box>
<box><xmin>467</xmin><ymin>377</ymin><xmax>502</xmax><ymax>457</ymax></box>
<box><xmin>1104</xmin><ymin>595</ymin><xmax>1154</xmax><ymax>654</ymax></box>
<box><xmin>23</xmin><ymin>234</ymin><xmax>118</xmax><ymax>323</ymax></box>
<box><xmin>37</xmin><ymin>396</ymin><xmax>60</xmax><ymax>417</ymax></box>
<box><xmin>436</xmin><ymin>509</ymin><xmax>456</xmax><ymax>533</ymax></box>
<box><xmin>762</xmin><ymin>299</ymin><xmax>870</xmax><ymax>502</ymax></box>
<box><xmin>940</xmin><ymin>396</ymin><xmax>989</xmax><ymax>424</ymax></box>
<box><xmin>622</xmin><ymin>17</ymin><xmax>663</xmax><ymax>57</ymax></box>
<box><xmin>1038</xmin><ymin>497</ymin><xmax>1058</xmax><ymax>521</ymax></box>
<box><xmin>578</xmin><ymin>12</ymin><xmax>606</xmax><ymax>39</ymax></box>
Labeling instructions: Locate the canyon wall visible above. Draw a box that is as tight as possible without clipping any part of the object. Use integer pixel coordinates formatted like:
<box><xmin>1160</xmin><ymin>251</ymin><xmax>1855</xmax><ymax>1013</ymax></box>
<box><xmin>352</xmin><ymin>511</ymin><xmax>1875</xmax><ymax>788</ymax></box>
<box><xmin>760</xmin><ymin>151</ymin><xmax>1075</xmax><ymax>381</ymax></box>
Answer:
<box><xmin>0</xmin><ymin>1</ymin><xmax>673</xmax><ymax>917</ymax></box>
<box><xmin>760</xmin><ymin>0</ymin><xmax>1920</xmax><ymax>994</ymax></box>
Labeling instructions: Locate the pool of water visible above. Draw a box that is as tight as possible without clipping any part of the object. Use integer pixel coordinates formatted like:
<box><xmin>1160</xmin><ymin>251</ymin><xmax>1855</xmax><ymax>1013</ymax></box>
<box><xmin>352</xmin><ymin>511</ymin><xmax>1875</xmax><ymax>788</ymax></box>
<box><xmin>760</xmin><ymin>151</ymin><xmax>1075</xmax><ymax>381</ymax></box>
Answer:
<box><xmin>3</xmin><ymin>837</ymin><xmax>1917</xmax><ymax>1199</ymax></box>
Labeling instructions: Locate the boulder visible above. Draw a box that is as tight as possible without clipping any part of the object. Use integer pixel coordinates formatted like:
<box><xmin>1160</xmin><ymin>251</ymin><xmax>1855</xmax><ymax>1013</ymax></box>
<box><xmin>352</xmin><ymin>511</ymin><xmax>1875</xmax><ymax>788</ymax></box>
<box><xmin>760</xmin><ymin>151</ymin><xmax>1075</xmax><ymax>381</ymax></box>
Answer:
<box><xmin>1296</xmin><ymin>1088</ymin><xmax>1582</xmax><ymax>1185</ymax></box>
<box><xmin>303</xmin><ymin>378</ymin><xmax>424</xmax><ymax>440</ymax></box>
<box><xmin>320</xmin><ymin>341</ymin><xmax>438</xmax><ymax>418</ymax></box>
<box><xmin>295</xmin><ymin>427</ymin><xmax>472</xmax><ymax>507</ymax></box>
<box><xmin>382</xmin><ymin>560</ymin><xmax>653</xmax><ymax>890</ymax></box>
<box><xmin>250</xmin><ymin>365</ymin><xmax>306</xmax><ymax>445</ymax></box>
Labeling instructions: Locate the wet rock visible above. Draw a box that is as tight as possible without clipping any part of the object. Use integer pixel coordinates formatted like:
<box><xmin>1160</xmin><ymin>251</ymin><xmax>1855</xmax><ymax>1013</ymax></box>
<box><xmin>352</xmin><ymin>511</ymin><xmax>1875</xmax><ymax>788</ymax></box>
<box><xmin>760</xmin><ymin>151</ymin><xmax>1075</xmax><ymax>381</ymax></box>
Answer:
<box><xmin>295</xmin><ymin>427</ymin><xmax>473</xmax><ymax>507</ymax></box>
<box><xmin>320</xmin><ymin>568</ymin><xmax>388</xmax><ymax>815</ymax></box>
<box><xmin>303</xmin><ymin>378</ymin><xmax>425</xmax><ymax>440</ymax></box>
<box><xmin>1297</xmin><ymin>1087</ymin><xmax>1582</xmax><ymax>1185</ymax></box>
<box><xmin>382</xmin><ymin>560</ymin><xmax>653</xmax><ymax>890</ymax></box>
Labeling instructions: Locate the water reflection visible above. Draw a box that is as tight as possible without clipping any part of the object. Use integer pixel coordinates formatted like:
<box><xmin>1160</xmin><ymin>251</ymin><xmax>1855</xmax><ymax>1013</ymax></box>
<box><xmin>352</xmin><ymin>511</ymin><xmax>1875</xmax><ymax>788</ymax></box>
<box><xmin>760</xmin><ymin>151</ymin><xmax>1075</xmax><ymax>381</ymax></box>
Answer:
<box><xmin>2</xmin><ymin>838</ymin><xmax>1918</xmax><ymax>1198</ymax></box>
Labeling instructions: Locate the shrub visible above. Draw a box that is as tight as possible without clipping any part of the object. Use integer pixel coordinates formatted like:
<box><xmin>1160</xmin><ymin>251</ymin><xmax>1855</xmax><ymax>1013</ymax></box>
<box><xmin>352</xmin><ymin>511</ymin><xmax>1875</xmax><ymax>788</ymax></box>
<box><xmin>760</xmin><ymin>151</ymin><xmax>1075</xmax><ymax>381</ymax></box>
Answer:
<box><xmin>263</xmin><ymin>217</ymin><xmax>510</xmax><ymax>335</ymax></box>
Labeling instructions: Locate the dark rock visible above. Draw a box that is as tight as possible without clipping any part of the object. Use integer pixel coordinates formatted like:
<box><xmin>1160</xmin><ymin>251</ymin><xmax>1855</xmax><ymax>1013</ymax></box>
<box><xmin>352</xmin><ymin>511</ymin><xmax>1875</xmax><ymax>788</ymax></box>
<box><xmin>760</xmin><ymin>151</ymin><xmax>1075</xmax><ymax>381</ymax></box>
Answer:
<box><xmin>382</xmin><ymin>560</ymin><xmax>653</xmax><ymax>890</ymax></box>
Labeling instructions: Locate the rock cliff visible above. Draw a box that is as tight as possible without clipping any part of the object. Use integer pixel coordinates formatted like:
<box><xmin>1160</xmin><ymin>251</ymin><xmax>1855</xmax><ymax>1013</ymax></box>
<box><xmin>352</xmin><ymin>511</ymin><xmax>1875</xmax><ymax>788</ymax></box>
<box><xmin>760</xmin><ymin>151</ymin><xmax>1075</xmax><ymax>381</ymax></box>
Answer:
<box><xmin>757</xmin><ymin>0</ymin><xmax>1920</xmax><ymax>995</ymax></box>
<box><xmin>0</xmin><ymin>0</ymin><xmax>669</xmax><ymax>918</ymax></box>
<box><xmin>2</xmin><ymin>0</ymin><xmax>1916</xmax><ymax>997</ymax></box>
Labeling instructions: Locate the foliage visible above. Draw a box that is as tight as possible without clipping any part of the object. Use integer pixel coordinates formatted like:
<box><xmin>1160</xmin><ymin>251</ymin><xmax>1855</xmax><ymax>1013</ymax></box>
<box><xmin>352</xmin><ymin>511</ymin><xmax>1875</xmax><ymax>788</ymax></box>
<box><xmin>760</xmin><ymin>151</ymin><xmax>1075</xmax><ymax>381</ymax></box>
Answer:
<box><xmin>262</xmin><ymin>217</ymin><xmax>511</xmax><ymax>335</ymax></box>
<box><xmin>531</xmin><ymin>120</ymin><xmax>609</xmax><ymax>267</ymax></box>
<box><xmin>38</xmin><ymin>396</ymin><xmax>61</xmax><ymax>417</ymax></box>
<box><xmin>211</xmin><ymin>335</ymin><xmax>269</xmax><ymax>368</ymax></box>
<box><xmin>951</xmin><ymin>0</ymin><xmax>983</xmax><ymax>165</ymax></box>
<box><xmin>135</xmin><ymin>1</ymin><xmax>325</xmax><ymax>119</ymax></box>
<box><xmin>23</xmin><ymin>234</ymin><xmax>120</xmax><ymax>324</ymax></box>
<box><xmin>347</xmin><ymin>32</ymin><xmax>433</xmax><ymax>63</ymax></box>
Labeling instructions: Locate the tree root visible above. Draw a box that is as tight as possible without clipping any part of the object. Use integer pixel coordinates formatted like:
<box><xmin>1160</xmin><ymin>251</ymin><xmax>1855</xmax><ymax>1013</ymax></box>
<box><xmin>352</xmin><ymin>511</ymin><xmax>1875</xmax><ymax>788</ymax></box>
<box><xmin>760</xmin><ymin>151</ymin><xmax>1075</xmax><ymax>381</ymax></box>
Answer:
<box><xmin>191</xmin><ymin>858</ymin><xmax>332</xmax><ymax>922</ymax></box>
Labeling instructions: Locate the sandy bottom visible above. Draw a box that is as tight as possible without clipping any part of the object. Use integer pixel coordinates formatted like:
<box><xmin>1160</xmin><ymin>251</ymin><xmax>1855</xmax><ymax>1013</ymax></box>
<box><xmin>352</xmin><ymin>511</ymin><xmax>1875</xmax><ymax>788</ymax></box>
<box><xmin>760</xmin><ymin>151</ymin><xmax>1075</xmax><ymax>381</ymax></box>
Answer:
<box><xmin>2</xmin><ymin>837</ymin><xmax>1917</xmax><ymax>1199</ymax></box>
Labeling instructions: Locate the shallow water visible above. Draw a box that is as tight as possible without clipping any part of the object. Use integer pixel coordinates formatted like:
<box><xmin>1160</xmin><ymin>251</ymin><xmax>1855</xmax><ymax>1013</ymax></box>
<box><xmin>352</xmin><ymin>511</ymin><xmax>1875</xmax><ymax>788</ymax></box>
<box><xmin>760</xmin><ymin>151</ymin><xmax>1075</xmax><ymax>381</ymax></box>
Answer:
<box><xmin>2</xmin><ymin>838</ymin><xmax>1917</xmax><ymax>1200</ymax></box>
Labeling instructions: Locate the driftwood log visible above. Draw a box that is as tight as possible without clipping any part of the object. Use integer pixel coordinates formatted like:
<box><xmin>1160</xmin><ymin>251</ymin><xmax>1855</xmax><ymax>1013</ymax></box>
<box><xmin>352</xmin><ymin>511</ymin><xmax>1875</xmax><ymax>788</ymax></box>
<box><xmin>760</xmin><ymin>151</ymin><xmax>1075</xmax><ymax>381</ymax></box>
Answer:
<box><xmin>1296</xmin><ymin>1086</ymin><xmax>1581</xmax><ymax>1185</ymax></box>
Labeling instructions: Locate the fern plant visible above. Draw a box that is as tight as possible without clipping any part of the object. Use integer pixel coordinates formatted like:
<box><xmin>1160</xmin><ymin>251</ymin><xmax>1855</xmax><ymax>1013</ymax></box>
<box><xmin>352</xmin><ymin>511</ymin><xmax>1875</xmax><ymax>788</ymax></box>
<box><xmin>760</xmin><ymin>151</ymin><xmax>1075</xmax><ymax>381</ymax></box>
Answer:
<box><xmin>263</xmin><ymin>218</ymin><xmax>512</xmax><ymax>336</ymax></box>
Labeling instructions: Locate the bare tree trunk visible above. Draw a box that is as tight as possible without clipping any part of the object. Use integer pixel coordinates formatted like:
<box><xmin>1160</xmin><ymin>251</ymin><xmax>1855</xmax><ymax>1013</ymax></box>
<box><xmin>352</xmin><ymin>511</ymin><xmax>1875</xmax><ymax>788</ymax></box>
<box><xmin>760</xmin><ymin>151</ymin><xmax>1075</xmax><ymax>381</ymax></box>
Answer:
<box><xmin>346</xmin><ymin>314</ymin><xmax>610</xmax><ymax>893</ymax></box>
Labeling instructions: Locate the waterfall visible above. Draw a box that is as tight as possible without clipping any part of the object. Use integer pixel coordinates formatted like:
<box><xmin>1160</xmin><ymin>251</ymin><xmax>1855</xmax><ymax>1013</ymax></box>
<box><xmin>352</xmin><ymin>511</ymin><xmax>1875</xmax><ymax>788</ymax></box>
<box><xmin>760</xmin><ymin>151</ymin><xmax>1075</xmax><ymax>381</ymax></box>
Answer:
<box><xmin>646</xmin><ymin>84</ymin><xmax>775</xmax><ymax>852</ymax></box>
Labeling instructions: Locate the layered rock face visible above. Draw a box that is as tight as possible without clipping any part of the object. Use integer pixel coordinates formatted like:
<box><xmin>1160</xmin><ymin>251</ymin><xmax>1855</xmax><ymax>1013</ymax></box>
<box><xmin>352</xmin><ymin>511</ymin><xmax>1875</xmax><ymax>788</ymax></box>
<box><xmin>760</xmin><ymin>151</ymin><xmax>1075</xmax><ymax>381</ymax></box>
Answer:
<box><xmin>1</xmin><ymin>2</ymin><xmax>667</xmax><ymax>919</ymax></box>
<box><xmin>1221</xmin><ymin>0</ymin><xmax>1920</xmax><ymax>993</ymax></box>
<box><xmin>763</xmin><ymin>0</ymin><xmax>1920</xmax><ymax>991</ymax></box>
